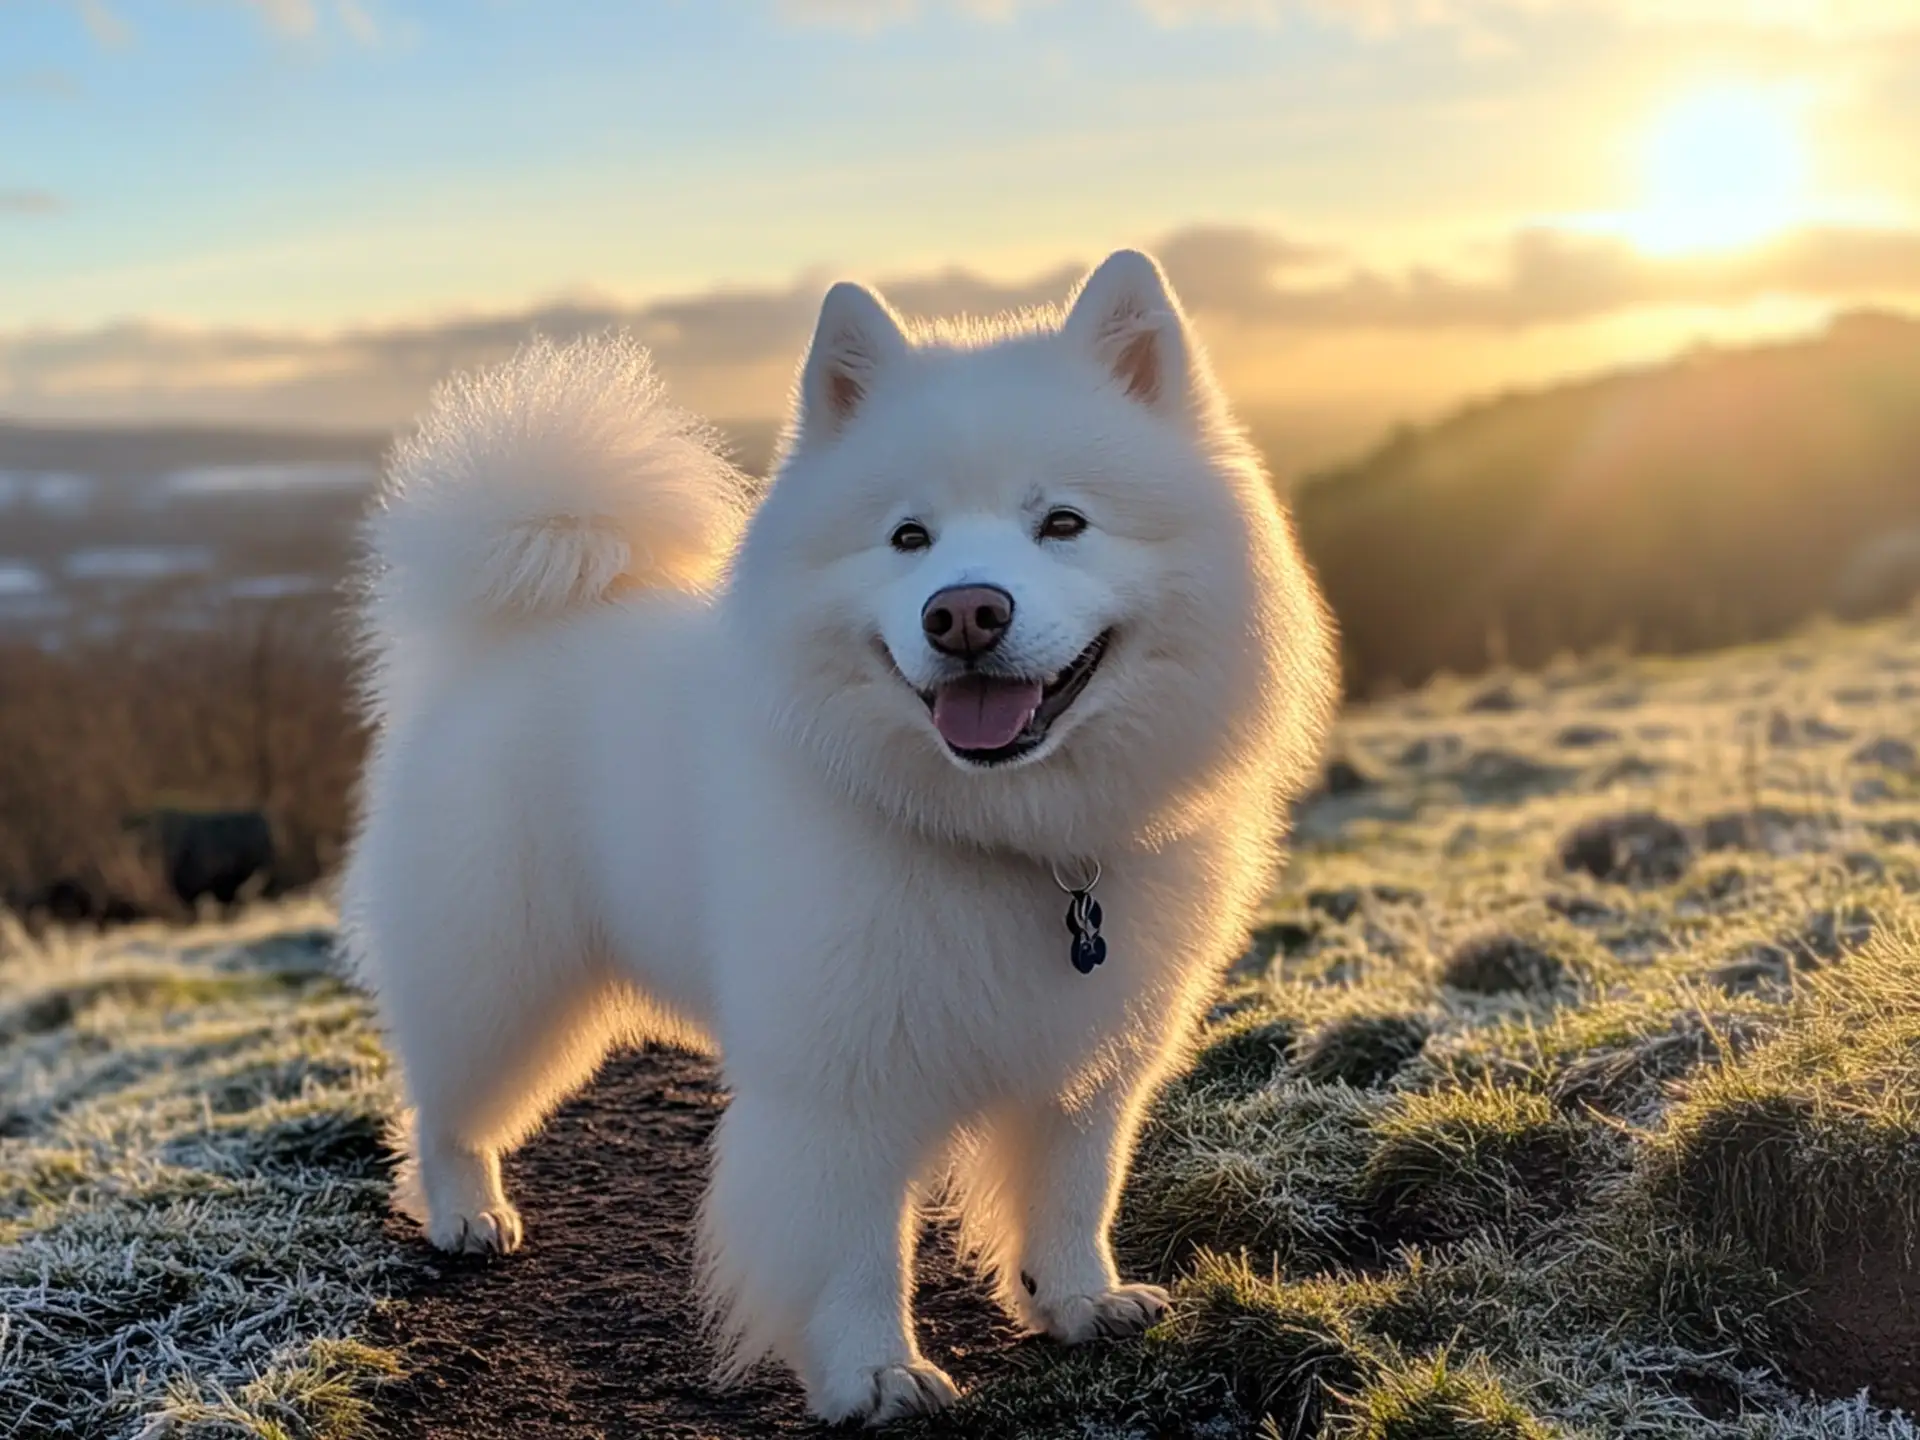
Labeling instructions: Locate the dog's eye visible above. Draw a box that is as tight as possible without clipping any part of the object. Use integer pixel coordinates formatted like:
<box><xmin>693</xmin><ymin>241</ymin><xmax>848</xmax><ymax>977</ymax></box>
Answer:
<box><xmin>1038</xmin><ymin>508</ymin><xmax>1088</xmax><ymax>542</ymax></box>
<box><xmin>890</xmin><ymin>521</ymin><xmax>932</xmax><ymax>553</ymax></box>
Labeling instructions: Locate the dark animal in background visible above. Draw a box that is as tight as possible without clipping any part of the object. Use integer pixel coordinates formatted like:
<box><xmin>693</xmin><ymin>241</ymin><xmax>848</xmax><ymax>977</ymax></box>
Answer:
<box><xmin>41</xmin><ymin>877</ymin><xmax>95</xmax><ymax>925</ymax></box>
<box><xmin>124</xmin><ymin>808</ymin><xmax>276</xmax><ymax>914</ymax></box>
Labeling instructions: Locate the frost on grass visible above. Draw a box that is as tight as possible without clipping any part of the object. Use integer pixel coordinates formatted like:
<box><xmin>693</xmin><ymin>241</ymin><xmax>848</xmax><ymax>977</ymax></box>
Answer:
<box><xmin>0</xmin><ymin>904</ymin><xmax>415</xmax><ymax>1440</ymax></box>
<box><xmin>9</xmin><ymin>616</ymin><xmax>1920</xmax><ymax>1440</ymax></box>
<box><xmin>916</xmin><ymin>615</ymin><xmax>1920</xmax><ymax>1440</ymax></box>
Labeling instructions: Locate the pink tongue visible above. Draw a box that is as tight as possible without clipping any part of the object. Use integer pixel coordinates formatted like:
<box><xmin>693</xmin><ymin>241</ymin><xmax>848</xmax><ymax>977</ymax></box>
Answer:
<box><xmin>932</xmin><ymin>675</ymin><xmax>1045</xmax><ymax>751</ymax></box>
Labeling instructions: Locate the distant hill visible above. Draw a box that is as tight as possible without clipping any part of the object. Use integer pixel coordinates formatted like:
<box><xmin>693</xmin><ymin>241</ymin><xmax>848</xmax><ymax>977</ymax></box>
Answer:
<box><xmin>0</xmin><ymin>421</ymin><xmax>392</xmax><ymax>479</ymax></box>
<box><xmin>1295</xmin><ymin>309</ymin><xmax>1920</xmax><ymax>694</ymax></box>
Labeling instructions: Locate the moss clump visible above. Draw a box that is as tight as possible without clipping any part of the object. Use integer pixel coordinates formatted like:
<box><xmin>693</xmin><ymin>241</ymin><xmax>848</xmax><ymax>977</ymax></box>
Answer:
<box><xmin>1121</xmin><ymin>1084</ymin><xmax>1382</xmax><ymax>1276</ymax></box>
<box><xmin>1439</xmin><ymin>935</ymin><xmax>1566</xmax><ymax>997</ymax></box>
<box><xmin>1647</xmin><ymin>932</ymin><xmax>1920</xmax><ymax>1274</ymax></box>
<box><xmin>1557</xmin><ymin>811</ymin><xmax>1690</xmax><ymax>886</ymax></box>
<box><xmin>1296</xmin><ymin>1014</ymin><xmax>1432</xmax><ymax>1089</ymax></box>
<box><xmin>1547</xmin><ymin>1013</ymin><xmax>1748</xmax><ymax>1121</ymax></box>
<box><xmin>1345</xmin><ymin>1351</ymin><xmax>1559</xmax><ymax>1440</ymax></box>
<box><xmin>1182</xmin><ymin>1016</ymin><xmax>1302</xmax><ymax>1098</ymax></box>
<box><xmin>1167</xmin><ymin>1253</ymin><xmax>1377</xmax><ymax>1438</ymax></box>
<box><xmin>1361</xmin><ymin>1086</ymin><xmax>1601</xmax><ymax>1245</ymax></box>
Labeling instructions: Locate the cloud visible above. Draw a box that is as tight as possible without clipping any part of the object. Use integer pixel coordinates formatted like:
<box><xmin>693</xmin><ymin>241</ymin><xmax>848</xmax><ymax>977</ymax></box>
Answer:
<box><xmin>77</xmin><ymin>0</ymin><xmax>132</xmax><ymax>47</ymax></box>
<box><xmin>0</xmin><ymin>190</ymin><xmax>62</xmax><ymax>217</ymax></box>
<box><xmin>66</xmin><ymin>0</ymin><xmax>380</xmax><ymax>47</ymax></box>
<box><xmin>245</xmin><ymin>0</ymin><xmax>319</xmax><ymax>37</ymax></box>
<box><xmin>1212</xmin><ymin>225</ymin><xmax>1920</xmax><ymax>329</ymax></box>
<box><xmin>780</xmin><ymin>0</ymin><xmax>1920</xmax><ymax>36</ymax></box>
<box><xmin>3</xmin><ymin>222</ymin><xmax>1917</xmax><ymax>430</ymax></box>
<box><xmin>776</xmin><ymin>0</ymin><xmax>1025</xmax><ymax>26</ymax></box>
<box><xmin>335</xmin><ymin>0</ymin><xmax>380</xmax><ymax>46</ymax></box>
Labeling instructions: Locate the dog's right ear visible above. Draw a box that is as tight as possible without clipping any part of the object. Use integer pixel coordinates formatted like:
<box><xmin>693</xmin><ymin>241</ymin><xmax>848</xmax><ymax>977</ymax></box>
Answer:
<box><xmin>796</xmin><ymin>281</ymin><xmax>909</xmax><ymax>446</ymax></box>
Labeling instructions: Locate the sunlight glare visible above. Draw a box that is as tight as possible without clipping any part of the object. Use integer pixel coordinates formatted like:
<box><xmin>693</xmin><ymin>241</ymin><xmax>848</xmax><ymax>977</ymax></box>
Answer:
<box><xmin>1629</xmin><ymin>84</ymin><xmax>1810</xmax><ymax>255</ymax></box>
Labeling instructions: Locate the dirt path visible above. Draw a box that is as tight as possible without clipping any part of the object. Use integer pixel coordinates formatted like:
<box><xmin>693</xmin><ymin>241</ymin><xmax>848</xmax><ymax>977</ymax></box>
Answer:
<box><xmin>371</xmin><ymin>1047</ymin><xmax>1026</xmax><ymax>1439</ymax></box>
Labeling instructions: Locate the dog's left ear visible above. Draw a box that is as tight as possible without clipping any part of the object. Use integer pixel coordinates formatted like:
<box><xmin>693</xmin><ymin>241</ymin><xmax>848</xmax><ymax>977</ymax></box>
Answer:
<box><xmin>1063</xmin><ymin>249</ymin><xmax>1198</xmax><ymax>420</ymax></box>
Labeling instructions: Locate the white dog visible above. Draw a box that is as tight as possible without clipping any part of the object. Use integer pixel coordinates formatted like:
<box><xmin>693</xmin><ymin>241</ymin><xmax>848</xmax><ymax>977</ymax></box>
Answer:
<box><xmin>342</xmin><ymin>249</ymin><xmax>1337</xmax><ymax>1425</ymax></box>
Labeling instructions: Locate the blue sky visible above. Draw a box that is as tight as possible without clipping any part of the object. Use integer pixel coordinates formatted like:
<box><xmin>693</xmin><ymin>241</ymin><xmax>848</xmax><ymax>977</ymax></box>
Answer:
<box><xmin>3</xmin><ymin>0</ymin><xmax>1919</xmax><ymax>430</ymax></box>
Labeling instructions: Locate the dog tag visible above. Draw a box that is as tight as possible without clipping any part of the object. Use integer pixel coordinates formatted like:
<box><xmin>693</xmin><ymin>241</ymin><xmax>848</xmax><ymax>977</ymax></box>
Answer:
<box><xmin>1061</xmin><ymin>879</ymin><xmax>1107</xmax><ymax>975</ymax></box>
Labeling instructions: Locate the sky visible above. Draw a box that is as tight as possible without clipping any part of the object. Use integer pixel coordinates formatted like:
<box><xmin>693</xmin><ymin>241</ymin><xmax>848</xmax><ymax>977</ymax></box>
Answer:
<box><xmin>4</xmin><ymin>0</ymin><xmax>1920</xmax><ymax>452</ymax></box>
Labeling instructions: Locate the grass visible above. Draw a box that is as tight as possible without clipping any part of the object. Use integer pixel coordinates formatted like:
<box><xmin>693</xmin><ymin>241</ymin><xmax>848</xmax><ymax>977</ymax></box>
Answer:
<box><xmin>0</xmin><ymin>904</ymin><xmax>417</xmax><ymax>1439</ymax></box>
<box><xmin>6</xmin><ymin>610</ymin><xmax>1920</xmax><ymax>1438</ymax></box>
<box><xmin>925</xmin><ymin>608</ymin><xmax>1920</xmax><ymax>1439</ymax></box>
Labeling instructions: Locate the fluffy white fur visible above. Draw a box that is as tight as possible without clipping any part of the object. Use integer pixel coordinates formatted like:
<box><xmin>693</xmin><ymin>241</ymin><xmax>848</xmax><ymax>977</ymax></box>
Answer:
<box><xmin>343</xmin><ymin>250</ymin><xmax>1338</xmax><ymax>1426</ymax></box>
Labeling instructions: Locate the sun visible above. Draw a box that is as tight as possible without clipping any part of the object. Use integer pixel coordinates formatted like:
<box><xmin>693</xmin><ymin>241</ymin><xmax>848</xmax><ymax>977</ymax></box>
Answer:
<box><xmin>1626</xmin><ymin>84</ymin><xmax>1810</xmax><ymax>255</ymax></box>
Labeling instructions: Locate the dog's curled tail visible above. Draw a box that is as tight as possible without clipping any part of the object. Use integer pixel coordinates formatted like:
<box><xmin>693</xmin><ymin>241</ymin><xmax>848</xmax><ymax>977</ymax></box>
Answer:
<box><xmin>367</xmin><ymin>330</ymin><xmax>748</xmax><ymax>625</ymax></box>
<box><xmin>356</xmin><ymin>331</ymin><xmax>749</xmax><ymax>713</ymax></box>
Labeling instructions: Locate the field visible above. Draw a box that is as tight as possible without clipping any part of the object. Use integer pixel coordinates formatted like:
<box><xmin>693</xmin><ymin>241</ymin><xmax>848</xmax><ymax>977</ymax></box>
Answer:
<box><xmin>4</xmin><ymin>613</ymin><xmax>1919</xmax><ymax>1439</ymax></box>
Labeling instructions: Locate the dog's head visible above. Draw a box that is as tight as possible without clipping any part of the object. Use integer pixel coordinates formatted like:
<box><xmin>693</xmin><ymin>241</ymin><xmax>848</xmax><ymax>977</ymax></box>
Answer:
<box><xmin>728</xmin><ymin>250</ymin><xmax>1337</xmax><ymax>857</ymax></box>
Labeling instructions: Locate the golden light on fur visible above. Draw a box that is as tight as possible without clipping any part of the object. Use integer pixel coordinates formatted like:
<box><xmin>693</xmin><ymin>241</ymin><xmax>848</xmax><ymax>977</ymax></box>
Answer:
<box><xmin>343</xmin><ymin>249</ymin><xmax>1337</xmax><ymax>1426</ymax></box>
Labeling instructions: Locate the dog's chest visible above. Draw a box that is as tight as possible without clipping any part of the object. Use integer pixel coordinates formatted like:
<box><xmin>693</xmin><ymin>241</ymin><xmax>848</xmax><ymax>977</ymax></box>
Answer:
<box><xmin>731</xmin><ymin>852</ymin><xmax>1198</xmax><ymax>1097</ymax></box>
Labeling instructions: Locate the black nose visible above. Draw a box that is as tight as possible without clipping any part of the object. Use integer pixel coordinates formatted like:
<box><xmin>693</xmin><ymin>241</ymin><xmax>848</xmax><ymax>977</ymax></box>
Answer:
<box><xmin>921</xmin><ymin>584</ymin><xmax>1014</xmax><ymax>658</ymax></box>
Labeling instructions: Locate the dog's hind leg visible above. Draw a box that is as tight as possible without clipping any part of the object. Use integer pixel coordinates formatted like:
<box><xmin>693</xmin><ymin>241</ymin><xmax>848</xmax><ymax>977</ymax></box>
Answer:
<box><xmin>367</xmin><ymin>902</ymin><xmax>631</xmax><ymax>1255</ymax></box>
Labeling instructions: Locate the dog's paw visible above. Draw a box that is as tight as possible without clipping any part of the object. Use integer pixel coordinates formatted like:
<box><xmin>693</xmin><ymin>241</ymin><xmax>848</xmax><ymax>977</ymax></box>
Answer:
<box><xmin>811</xmin><ymin>1361</ymin><xmax>959</xmax><ymax>1427</ymax></box>
<box><xmin>1035</xmin><ymin>1283</ymin><xmax>1170</xmax><ymax>1345</ymax></box>
<box><xmin>425</xmin><ymin>1203</ymin><xmax>523</xmax><ymax>1256</ymax></box>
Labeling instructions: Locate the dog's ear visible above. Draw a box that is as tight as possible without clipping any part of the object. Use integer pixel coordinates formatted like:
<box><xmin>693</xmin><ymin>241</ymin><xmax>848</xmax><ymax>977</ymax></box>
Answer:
<box><xmin>1063</xmin><ymin>249</ymin><xmax>1198</xmax><ymax>419</ymax></box>
<box><xmin>797</xmin><ymin>281</ymin><xmax>909</xmax><ymax>445</ymax></box>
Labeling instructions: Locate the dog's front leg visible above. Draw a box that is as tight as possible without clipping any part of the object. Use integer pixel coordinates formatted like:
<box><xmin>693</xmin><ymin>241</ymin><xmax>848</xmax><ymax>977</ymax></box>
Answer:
<box><xmin>1010</xmin><ymin>1080</ymin><xmax>1170</xmax><ymax>1344</ymax></box>
<box><xmin>700</xmin><ymin>1088</ymin><xmax>957</xmax><ymax>1426</ymax></box>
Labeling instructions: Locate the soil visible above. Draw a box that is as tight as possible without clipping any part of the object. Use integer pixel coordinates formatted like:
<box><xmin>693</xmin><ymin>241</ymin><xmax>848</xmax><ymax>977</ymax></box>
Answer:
<box><xmin>1782</xmin><ymin>1238</ymin><xmax>1920</xmax><ymax>1416</ymax></box>
<box><xmin>365</xmin><ymin>1048</ymin><xmax>1920</xmax><ymax>1436</ymax></box>
<box><xmin>370</xmin><ymin>1047</ymin><xmax>1026</xmax><ymax>1439</ymax></box>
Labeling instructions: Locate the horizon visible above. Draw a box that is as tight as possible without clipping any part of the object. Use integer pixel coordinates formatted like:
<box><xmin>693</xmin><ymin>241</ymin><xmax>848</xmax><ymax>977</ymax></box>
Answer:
<box><xmin>6</xmin><ymin>1</ymin><xmax>1920</xmax><ymax>443</ymax></box>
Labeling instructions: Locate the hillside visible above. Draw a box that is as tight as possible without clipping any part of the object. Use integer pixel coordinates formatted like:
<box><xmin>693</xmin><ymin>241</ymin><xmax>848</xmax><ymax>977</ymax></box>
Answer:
<box><xmin>1296</xmin><ymin>309</ymin><xmax>1920</xmax><ymax>695</ymax></box>
<box><xmin>5</xmin><ymin>614</ymin><xmax>1919</xmax><ymax>1438</ymax></box>
<box><xmin>0</xmin><ymin>421</ymin><xmax>390</xmax><ymax>479</ymax></box>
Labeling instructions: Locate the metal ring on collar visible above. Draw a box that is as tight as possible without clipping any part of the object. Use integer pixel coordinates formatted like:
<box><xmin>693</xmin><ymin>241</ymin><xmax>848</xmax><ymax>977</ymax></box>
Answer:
<box><xmin>1049</xmin><ymin>859</ymin><xmax>1102</xmax><ymax>894</ymax></box>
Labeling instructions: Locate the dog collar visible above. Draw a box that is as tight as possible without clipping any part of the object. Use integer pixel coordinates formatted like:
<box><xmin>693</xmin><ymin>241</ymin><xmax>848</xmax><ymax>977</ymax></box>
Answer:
<box><xmin>1051</xmin><ymin>860</ymin><xmax>1107</xmax><ymax>975</ymax></box>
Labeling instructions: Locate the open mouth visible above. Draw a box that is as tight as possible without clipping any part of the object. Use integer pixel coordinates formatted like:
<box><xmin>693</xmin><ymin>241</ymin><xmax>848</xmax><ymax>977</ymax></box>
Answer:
<box><xmin>919</xmin><ymin>630</ymin><xmax>1112</xmax><ymax>766</ymax></box>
